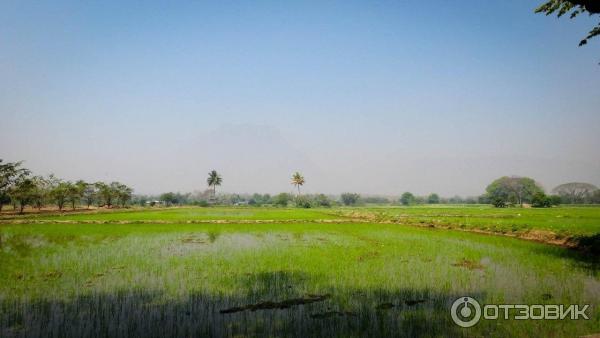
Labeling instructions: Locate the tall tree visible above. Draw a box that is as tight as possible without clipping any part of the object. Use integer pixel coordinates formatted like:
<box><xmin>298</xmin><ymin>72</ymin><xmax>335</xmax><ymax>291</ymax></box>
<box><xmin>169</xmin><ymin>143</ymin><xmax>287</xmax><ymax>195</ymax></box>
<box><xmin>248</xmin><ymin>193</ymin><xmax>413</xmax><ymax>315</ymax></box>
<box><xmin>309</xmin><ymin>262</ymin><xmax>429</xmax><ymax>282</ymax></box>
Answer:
<box><xmin>95</xmin><ymin>182</ymin><xmax>114</xmax><ymax>207</ymax></box>
<box><xmin>115</xmin><ymin>183</ymin><xmax>133</xmax><ymax>208</ymax></box>
<box><xmin>9</xmin><ymin>177</ymin><xmax>37</xmax><ymax>214</ymax></box>
<box><xmin>207</xmin><ymin>170</ymin><xmax>222</xmax><ymax>197</ymax></box>
<box><xmin>78</xmin><ymin>181</ymin><xmax>96</xmax><ymax>209</ymax></box>
<box><xmin>486</xmin><ymin>176</ymin><xmax>544</xmax><ymax>207</ymax></box>
<box><xmin>552</xmin><ymin>182</ymin><xmax>598</xmax><ymax>203</ymax></box>
<box><xmin>291</xmin><ymin>172</ymin><xmax>305</xmax><ymax>195</ymax></box>
<box><xmin>66</xmin><ymin>182</ymin><xmax>82</xmax><ymax>210</ymax></box>
<box><xmin>0</xmin><ymin>160</ymin><xmax>30</xmax><ymax>213</ymax></box>
<box><xmin>30</xmin><ymin>176</ymin><xmax>52</xmax><ymax>210</ymax></box>
<box><xmin>50</xmin><ymin>181</ymin><xmax>71</xmax><ymax>211</ymax></box>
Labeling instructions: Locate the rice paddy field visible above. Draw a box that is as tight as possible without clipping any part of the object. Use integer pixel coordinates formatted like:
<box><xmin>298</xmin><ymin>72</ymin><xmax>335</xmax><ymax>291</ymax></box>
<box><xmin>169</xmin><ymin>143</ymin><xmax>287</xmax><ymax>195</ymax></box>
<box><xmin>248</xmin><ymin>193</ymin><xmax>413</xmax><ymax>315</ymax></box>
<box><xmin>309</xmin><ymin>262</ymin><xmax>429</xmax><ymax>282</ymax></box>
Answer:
<box><xmin>0</xmin><ymin>206</ymin><xmax>599</xmax><ymax>337</ymax></box>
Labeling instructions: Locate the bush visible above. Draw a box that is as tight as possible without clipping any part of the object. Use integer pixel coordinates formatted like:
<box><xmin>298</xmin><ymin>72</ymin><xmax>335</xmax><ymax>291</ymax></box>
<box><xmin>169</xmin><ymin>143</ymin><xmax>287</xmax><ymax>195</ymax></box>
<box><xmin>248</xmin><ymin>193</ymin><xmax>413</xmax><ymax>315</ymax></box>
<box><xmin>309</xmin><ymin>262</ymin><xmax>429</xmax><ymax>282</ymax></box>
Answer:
<box><xmin>491</xmin><ymin>197</ymin><xmax>507</xmax><ymax>208</ymax></box>
<box><xmin>531</xmin><ymin>192</ymin><xmax>552</xmax><ymax>208</ymax></box>
<box><xmin>294</xmin><ymin>195</ymin><xmax>312</xmax><ymax>208</ymax></box>
<box><xmin>314</xmin><ymin>194</ymin><xmax>332</xmax><ymax>207</ymax></box>
<box><xmin>340</xmin><ymin>193</ymin><xmax>360</xmax><ymax>206</ymax></box>
<box><xmin>427</xmin><ymin>193</ymin><xmax>440</xmax><ymax>204</ymax></box>
<box><xmin>548</xmin><ymin>195</ymin><xmax>561</xmax><ymax>206</ymax></box>
<box><xmin>361</xmin><ymin>196</ymin><xmax>390</xmax><ymax>204</ymax></box>
<box><xmin>400</xmin><ymin>192</ymin><xmax>415</xmax><ymax>206</ymax></box>
<box><xmin>273</xmin><ymin>193</ymin><xmax>291</xmax><ymax>207</ymax></box>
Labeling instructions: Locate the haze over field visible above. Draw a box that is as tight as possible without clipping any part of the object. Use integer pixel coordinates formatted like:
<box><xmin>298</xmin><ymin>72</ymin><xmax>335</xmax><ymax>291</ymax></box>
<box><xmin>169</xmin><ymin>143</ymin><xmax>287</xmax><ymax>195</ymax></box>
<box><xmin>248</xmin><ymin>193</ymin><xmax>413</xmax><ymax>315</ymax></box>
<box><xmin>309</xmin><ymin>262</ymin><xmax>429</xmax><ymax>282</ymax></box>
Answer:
<box><xmin>1</xmin><ymin>1</ymin><xmax>599</xmax><ymax>195</ymax></box>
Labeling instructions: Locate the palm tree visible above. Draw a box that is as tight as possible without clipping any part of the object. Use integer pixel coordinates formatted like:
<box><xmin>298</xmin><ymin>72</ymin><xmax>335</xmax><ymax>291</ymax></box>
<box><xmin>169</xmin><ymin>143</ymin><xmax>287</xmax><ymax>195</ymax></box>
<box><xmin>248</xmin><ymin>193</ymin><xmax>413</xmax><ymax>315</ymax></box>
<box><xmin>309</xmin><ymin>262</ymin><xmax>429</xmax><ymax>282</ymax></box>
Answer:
<box><xmin>207</xmin><ymin>170</ymin><xmax>222</xmax><ymax>197</ymax></box>
<box><xmin>291</xmin><ymin>172</ymin><xmax>305</xmax><ymax>195</ymax></box>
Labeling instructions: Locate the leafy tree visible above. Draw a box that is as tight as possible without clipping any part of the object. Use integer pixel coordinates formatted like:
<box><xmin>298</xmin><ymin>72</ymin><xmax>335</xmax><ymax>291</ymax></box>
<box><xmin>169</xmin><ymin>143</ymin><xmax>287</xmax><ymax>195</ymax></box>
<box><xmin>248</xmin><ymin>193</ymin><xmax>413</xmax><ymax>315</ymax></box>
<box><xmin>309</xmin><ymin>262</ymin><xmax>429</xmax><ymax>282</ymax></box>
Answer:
<box><xmin>273</xmin><ymin>193</ymin><xmax>291</xmax><ymax>207</ymax></box>
<box><xmin>160</xmin><ymin>192</ymin><xmax>177</xmax><ymax>206</ymax></box>
<box><xmin>340</xmin><ymin>193</ymin><xmax>360</xmax><ymax>206</ymax></box>
<box><xmin>549</xmin><ymin>195</ymin><xmax>562</xmax><ymax>206</ymax></box>
<box><xmin>0</xmin><ymin>160</ymin><xmax>30</xmax><ymax>212</ymax></box>
<box><xmin>50</xmin><ymin>181</ymin><xmax>72</xmax><ymax>211</ymax></box>
<box><xmin>485</xmin><ymin>176</ymin><xmax>544</xmax><ymax>207</ymax></box>
<box><xmin>427</xmin><ymin>193</ymin><xmax>440</xmax><ymax>204</ymax></box>
<box><xmin>9</xmin><ymin>177</ymin><xmax>37</xmax><ymax>214</ymax></box>
<box><xmin>30</xmin><ymin>176</ymin><xmax>52</xmax><ymax>210</ymax></box>
<box><xmin>249</xmin><ymin>193</ymin><xmax>271</xmax><ymax>206</ymax></box>
<box><xmin>532</xmin><ymin>192</ymin><xmax>552</xmax><ymax>208</ymax></box>
<box><xmin>400</xmin><ymin>192</ymin><xmax>415</xmax><ymax>206</ymax></box>
<box><xmin>115</xmin><ymin>183</ymin><xmax>133</xmax><ymax>207</ymax></box>
<box><xmin>65</xmin><ymin>182</ymin><xmax>84</xmax><ymax>210</ymax></box>
<box><xmin>535</xmin><ymin>0</ymin><xmax>600</xmax><ymax>49</ymax></box>
<box><xmin>80</xmin><ymin>182</ymin><xmax>97</xmax><ymax>209</ymax></box>
<box><xmin>95</xmin><ymin>182</ymin><xmax>114</xmax><ymax>207</ymax></box>
<box><xmin>291</xmin><ymin>172</ymin><xmax>305</xmax><ymax>195</ymax></box>
<box><xmin>552</xmin><ymin>182</ymin><xmax>598</xmax><ymax>204</ymax></box>
<box><xmin>207</xmin><ymin>170</ymin><xmax>222</xmax><ymax>198</ymax></box>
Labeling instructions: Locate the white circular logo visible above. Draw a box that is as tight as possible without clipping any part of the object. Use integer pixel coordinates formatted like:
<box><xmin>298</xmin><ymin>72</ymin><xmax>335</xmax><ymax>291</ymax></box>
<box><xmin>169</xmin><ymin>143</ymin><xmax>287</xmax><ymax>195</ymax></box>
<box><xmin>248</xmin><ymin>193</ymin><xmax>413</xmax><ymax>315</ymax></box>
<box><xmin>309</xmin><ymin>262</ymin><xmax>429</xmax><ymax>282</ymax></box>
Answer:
<box><xmin>451</xmin><ymin>297</ymin><xmax>481</xmax><ymax>328</ymax></box>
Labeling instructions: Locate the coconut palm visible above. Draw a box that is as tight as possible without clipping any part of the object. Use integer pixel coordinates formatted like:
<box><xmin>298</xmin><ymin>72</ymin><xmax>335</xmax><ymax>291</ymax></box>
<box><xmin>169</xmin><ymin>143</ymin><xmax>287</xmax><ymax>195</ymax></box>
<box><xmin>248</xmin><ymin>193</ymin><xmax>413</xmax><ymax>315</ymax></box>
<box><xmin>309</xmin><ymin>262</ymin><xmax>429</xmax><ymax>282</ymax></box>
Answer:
<box><xmin>291</xmin><ymin>172</ymin><xmax>305</xmax><ymax>195</ymax></box>
<box><xmin>207</xmin><ymin>170</ymin><xmax>222</xmax><ymax>197</ymax></box>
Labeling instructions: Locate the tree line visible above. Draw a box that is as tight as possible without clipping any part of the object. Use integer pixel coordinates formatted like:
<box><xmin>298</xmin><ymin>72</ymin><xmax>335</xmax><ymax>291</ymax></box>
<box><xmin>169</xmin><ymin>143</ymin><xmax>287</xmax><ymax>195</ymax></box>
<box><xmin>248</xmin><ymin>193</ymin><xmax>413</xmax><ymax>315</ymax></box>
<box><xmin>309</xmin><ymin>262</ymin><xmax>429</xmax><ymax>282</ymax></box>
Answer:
<box><xmin>3</xmin><ymin>162</ymin><xmax>599</xmax><ymax>212</ymax></box>
<box><xmin>485</xmin><ymin>176</ymin><xmax>600</xmax><ymax>208</ymax></box>
<box><xmin>0</xmin><ymin>160</ymin><xmax>133</xmax><ymax>213</ymax></box>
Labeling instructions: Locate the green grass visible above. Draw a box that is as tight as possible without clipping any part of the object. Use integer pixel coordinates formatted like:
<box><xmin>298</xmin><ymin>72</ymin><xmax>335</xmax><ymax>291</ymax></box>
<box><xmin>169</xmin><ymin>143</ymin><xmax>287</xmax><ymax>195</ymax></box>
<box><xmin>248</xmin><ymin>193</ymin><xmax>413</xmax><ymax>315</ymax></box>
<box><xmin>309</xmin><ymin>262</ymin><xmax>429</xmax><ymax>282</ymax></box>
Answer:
<box><xmin>0</xmin><ymin>207</ymin><xmax>599</xmax><ymax>337</ymax></box>
<box><xmin>2</xmin><ymin>207</ymin><xmax>340</xmax><ymax>221</ymax></box>
<box><xmin>336</xmin><ymin>205</ymin><xmax>600</xmax><ymax>237</ymax></box>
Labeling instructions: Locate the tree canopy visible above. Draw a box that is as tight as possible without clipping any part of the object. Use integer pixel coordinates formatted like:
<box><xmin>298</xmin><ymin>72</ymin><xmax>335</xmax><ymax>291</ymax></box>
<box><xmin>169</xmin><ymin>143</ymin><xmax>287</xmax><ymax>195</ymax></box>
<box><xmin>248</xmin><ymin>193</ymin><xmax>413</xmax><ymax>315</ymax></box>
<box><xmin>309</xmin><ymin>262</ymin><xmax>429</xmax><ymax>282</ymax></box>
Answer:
<box><xmin>536</xmin><ymin>0</ymin><xmax>600</xmax><ymax>48</ymax></box>
<box><xmin>486</xmin><ymin>176</ymin><xmax>544</xmax><ymax>207</ymax></box>
<box><xmin>552</xmin><ymin>182</ymin><xmax>598</xmax><ymax>203</ymax></box>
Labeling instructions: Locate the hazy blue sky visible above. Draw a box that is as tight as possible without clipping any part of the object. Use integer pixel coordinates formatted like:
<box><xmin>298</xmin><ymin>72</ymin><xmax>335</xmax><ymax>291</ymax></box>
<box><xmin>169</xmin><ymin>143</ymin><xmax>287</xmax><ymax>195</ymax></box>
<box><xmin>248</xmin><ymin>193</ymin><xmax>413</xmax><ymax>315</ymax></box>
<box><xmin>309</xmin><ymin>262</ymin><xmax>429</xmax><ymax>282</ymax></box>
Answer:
<box><xmin>1</xmin><ymin>1</ymin><xmax>599</xmax><ymax>196</ymax></box>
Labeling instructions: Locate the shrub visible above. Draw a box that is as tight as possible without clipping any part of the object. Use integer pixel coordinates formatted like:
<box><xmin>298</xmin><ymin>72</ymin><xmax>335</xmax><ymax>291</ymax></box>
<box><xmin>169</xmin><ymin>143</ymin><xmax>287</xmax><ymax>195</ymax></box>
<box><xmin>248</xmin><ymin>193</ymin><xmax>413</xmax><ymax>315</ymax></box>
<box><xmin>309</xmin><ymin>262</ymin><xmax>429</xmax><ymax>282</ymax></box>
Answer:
<box><xmin>400</xmin><ymin>192</ymin><xmax>415</xmax><ymax>206</ymax></box>
<box><xmin>295</xmin><ymin>195</ymin><xmax>312</xmax><ymax>208</ymax></box>
<box><xmin>314</xmin><ymin>194</ymin><xmax>332</xmax><ymax>207</ymax></box>
<box><xmin>531</xmin><ymin>192</ymin><xmax>552</xmax><ymax>208</ymax></box>
<box><xmin>491</xmin><ymin>197</ymin><xmax>507</xmax><ymax>208</ymax></box>
<box><xmin>340</xmin><ymin>193</ymin><xmax>360</xmax><ymax>206</ymax></box>
<box><xmin>273</xmin><ymin>193</ymin><xmax>291</xmax><ymax>207</ymax></box>
<box><xmin>427</xmin><ymin>193</ymin><xmax>440</xmax><ymax>204</ymax></box>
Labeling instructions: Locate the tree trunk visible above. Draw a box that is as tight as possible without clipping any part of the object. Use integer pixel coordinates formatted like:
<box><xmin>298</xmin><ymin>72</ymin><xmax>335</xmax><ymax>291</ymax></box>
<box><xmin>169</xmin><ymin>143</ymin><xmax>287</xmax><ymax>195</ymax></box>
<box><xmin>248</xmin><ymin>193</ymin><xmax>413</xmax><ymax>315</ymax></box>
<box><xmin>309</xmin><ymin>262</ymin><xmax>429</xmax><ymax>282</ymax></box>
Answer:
<box><xmin>19</xmin><ymin>203</ymin><xmax>24</xmax><ymax>214</ymax></box>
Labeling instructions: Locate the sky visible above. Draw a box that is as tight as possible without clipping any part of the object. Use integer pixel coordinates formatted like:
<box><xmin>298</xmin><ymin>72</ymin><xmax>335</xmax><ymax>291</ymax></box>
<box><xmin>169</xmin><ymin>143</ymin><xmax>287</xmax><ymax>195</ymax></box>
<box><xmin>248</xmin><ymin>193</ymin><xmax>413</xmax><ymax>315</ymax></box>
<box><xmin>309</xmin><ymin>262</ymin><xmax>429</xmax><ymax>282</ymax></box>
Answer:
<box><xmin>1</xmin><ymin>0</ymin><xmax>599</xmax><ymax>196</ymax></box>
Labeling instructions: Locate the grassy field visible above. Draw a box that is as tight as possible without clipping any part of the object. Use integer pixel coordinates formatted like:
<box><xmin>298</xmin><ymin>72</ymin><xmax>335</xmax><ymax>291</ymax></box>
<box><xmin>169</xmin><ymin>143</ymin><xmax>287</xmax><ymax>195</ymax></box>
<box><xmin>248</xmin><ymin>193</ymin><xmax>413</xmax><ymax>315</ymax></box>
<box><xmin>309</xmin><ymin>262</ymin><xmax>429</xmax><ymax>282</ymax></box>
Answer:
<box><xmin>0</xmin><ymin>207</ymin><xmax>340</xmax><ymax>221</ymax></box>
<box><xmin>334</xmin><ymin>205</ymin><xmax>600</xmax><ymax>249</ymax></box>
<box><xmin>1</xmin><ymin>206</ymin><xmax>599</xmax><ymax>337</ymax></box>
